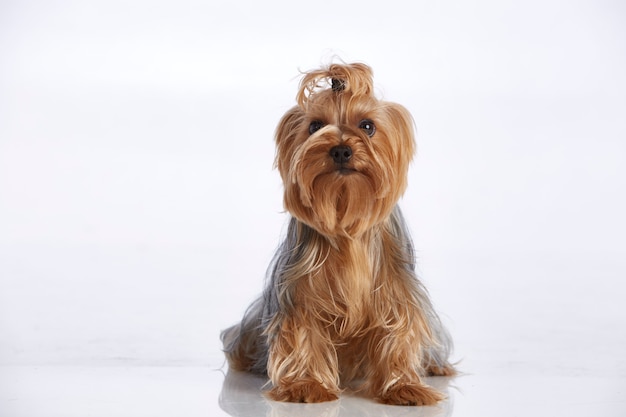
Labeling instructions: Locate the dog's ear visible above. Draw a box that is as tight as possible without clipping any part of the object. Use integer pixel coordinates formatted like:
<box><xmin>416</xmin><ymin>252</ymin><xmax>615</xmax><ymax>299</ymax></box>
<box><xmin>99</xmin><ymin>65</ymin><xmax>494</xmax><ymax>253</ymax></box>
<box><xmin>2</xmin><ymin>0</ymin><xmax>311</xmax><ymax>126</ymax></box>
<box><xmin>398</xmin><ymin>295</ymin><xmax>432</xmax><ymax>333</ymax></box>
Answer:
<box><xmin>274</xmin><ymin>106</ymin><xmax>306</xmax><ymax>182</ymax></box>
<box><xmin>380</xmin><ymin>102</ymin><xmax>416</xmax><ymax>166</ymax></box>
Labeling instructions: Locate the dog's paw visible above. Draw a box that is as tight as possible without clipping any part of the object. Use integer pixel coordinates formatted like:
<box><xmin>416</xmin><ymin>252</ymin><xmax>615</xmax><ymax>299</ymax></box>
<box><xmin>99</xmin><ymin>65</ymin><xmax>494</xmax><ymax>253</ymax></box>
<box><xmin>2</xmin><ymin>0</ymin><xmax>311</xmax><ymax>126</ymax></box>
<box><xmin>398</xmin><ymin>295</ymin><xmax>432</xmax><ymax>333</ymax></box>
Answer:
<box><xmin>378</xmin><ymin>382</ymin><xmax>444</xmax><ymax>406</ymax></box>
<box><xmin>426</xmin><ymin>363</ymin><xmax>456</xmax><ymax>377</ymax></box>
<box><xmin>268</xmin><ymin>379</ymin><xmax>339</xmax><ymax>403</ymax></box>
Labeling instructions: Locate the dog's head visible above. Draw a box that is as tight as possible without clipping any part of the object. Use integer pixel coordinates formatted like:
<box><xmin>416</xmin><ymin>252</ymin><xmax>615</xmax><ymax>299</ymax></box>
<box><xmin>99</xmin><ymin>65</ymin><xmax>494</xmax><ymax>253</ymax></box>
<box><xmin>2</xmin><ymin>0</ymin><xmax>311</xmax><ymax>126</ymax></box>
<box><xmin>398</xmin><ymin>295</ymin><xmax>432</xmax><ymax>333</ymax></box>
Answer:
<box><xmin>275</xmin><ymin>63</ymin><xmax>415</xmax><ymax>238</ymax></box>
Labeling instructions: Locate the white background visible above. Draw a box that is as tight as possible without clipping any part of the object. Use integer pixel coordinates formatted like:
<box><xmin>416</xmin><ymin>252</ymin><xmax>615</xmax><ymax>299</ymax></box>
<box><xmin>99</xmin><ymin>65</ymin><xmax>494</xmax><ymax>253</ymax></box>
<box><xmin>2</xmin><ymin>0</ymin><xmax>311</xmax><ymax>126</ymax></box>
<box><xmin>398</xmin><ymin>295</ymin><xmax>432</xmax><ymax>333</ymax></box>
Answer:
<box><xmin>1</xmin><ymin>0</ymin><xmax>625</xmax><ymax>414</ymax></box>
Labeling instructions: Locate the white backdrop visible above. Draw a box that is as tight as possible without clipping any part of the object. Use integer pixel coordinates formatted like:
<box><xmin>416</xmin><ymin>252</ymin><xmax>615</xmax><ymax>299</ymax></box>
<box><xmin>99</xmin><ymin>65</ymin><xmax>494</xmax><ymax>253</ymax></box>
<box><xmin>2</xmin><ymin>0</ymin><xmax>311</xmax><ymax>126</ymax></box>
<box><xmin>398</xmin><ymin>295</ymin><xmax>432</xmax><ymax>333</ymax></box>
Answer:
<box><xmin>1</xmin><ymin>0</ymin><xmax>625</xmax><ymax>378</ymax></box>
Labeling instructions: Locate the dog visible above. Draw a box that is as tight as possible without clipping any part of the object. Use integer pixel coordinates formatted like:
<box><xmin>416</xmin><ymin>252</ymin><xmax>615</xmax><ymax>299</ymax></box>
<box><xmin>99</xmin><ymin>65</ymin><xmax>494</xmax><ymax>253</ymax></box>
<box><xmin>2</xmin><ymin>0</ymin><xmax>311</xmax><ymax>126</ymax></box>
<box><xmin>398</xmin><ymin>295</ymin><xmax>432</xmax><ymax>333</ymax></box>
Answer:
<box><xmin>221</xmin><ymin>62</ymin><xmax>454</xmax><ymax>405</ymax></box>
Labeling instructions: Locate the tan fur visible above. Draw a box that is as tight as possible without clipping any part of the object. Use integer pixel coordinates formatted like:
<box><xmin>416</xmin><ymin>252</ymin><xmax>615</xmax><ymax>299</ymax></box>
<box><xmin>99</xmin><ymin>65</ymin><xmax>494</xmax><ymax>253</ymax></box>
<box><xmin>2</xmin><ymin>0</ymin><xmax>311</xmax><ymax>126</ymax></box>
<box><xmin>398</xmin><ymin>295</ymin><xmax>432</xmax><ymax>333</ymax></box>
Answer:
<box><xmin>222</xmin><ymin>62</ymin><xmax>454</xmax><ymax>405</ymax></box>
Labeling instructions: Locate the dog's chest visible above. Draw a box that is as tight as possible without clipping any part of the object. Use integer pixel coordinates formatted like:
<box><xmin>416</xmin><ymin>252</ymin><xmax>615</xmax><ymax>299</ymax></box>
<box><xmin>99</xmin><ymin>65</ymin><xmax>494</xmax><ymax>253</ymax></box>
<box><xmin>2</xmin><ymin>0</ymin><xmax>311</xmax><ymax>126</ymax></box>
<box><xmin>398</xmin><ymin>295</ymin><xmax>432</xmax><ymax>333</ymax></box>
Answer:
<box><xmin>315</xmin><ymin>239</ymin><xmax>378</xmax><ymax>335</ymax></box>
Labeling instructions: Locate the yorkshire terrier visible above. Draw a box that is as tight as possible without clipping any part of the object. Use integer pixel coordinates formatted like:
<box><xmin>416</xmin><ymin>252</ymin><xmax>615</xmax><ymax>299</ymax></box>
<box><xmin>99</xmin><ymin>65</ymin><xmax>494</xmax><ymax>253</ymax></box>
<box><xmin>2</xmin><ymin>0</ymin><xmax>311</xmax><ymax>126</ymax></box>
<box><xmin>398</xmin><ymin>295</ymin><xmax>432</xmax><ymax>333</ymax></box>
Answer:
<box><xmin>221</xmin><ymin>62</ymin><xmax>454</xmax><ymax>406</ymax></box>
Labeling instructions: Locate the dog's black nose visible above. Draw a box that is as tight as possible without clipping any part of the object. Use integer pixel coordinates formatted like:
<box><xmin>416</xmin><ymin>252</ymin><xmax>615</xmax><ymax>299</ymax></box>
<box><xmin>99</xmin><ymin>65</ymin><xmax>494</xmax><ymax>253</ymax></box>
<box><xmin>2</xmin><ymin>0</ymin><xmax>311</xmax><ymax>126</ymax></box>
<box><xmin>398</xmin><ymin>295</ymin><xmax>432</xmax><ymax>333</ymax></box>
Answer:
<box><xmin>329</xmin><ymin>145</ymin><xmax>353</xmax><ymax>165</ymax></box>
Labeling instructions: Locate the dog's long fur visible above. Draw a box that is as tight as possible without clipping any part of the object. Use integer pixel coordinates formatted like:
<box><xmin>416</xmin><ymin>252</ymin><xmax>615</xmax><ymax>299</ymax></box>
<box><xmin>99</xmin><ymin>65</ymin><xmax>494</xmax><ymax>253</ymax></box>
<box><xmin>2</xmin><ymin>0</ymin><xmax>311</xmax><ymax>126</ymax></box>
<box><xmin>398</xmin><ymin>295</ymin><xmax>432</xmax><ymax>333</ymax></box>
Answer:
<box><xmin>221</xmin><ymin>62</ymin><xmax>454</xmax><ymax>405</ymax></box>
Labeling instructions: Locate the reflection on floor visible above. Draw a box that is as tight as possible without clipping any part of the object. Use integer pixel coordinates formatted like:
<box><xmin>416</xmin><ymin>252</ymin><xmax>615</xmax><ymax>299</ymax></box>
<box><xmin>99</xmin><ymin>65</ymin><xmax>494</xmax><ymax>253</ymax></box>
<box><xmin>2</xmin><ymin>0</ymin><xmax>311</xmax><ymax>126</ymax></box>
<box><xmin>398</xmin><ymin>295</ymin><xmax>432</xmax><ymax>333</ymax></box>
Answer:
<box><xmin>2</xmin><ymin>364</ymin><xmax>625</xmax><ymax>417</ymax></box>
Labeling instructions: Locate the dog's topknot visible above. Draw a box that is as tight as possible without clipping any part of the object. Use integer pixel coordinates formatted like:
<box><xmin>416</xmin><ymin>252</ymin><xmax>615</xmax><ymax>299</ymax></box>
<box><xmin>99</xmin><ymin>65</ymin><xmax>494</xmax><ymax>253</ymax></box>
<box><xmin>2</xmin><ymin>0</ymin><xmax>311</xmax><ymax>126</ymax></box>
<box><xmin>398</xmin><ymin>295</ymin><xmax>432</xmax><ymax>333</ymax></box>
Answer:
<box><xmin>296</xmin><ymin>63</ymin><xmax>374</xmax><ymax>108</ymax></box>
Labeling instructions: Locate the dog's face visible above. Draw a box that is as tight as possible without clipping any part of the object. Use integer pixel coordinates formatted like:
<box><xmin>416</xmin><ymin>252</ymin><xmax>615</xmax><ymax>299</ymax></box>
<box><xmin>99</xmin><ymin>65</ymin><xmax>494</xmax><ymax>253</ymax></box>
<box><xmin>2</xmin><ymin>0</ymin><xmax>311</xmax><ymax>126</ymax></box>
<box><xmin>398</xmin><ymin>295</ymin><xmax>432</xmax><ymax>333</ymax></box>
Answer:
<box><xmin>275</xmin><ymin>63</ymin><xmax>415</xmax><ymax>238</ymax></box>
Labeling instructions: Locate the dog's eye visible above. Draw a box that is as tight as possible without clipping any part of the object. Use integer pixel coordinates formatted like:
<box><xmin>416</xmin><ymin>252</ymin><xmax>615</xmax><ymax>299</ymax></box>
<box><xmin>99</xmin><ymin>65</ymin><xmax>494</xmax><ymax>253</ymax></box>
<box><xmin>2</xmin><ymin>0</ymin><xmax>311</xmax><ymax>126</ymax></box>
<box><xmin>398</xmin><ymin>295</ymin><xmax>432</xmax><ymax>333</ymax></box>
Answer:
<box><xmin>359</xmin><ymin>119</ymin><xmax>376</xmax><ymax>137</ymax></box>
<box><xmin>309</xmin><ymin>121</ymin><xmax>324</xmax><ymax>135</ymax></box>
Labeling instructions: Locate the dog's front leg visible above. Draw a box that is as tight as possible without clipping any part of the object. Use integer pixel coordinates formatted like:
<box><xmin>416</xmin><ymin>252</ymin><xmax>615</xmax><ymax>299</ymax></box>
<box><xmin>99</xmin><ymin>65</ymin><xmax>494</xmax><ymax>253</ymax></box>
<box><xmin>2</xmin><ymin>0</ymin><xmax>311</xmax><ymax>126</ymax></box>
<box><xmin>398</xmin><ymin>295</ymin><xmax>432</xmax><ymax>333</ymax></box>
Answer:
<box><xmin>364</xmin><ymin>327</ymin><xmax>445</xmax><ymax>406</ymax></box>
<box><xmin>266</xmin><ymin>312</ymin><xmax>340</xmax><ymax>403</ymax></box>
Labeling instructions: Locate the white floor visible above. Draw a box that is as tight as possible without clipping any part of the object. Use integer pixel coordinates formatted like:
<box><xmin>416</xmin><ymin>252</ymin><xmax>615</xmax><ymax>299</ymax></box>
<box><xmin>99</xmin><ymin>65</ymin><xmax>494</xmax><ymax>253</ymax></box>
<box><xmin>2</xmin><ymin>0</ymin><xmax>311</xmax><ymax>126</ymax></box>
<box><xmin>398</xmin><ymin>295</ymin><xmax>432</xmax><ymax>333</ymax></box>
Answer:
<box><xmin>2</xmin><ymin>357</ymin><xmax>625</xmax><ymax>417</ymax></box>
<box><xmin>2</xmin><ymin>251</ymin><xmax>625</xmax><ymax>417</ymax></box>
